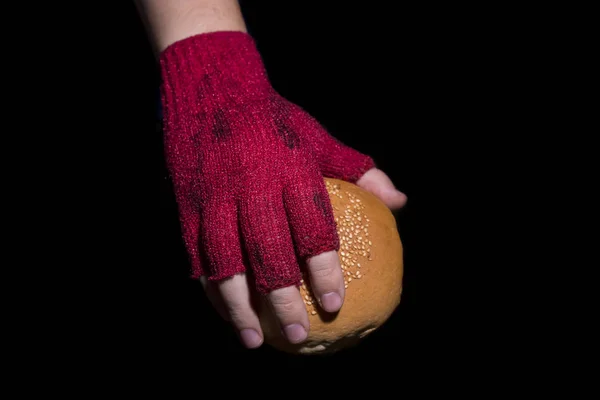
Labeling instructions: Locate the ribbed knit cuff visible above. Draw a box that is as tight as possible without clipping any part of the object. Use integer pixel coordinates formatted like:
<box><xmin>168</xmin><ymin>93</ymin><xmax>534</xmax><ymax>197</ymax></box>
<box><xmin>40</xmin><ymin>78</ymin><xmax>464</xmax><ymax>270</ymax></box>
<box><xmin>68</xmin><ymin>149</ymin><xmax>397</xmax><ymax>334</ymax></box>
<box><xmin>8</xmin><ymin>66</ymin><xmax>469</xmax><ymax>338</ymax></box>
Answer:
<box><xmin>159</xmin><ymin>31</ymin><xmax>273</xmax><ymax>123</ymax></box>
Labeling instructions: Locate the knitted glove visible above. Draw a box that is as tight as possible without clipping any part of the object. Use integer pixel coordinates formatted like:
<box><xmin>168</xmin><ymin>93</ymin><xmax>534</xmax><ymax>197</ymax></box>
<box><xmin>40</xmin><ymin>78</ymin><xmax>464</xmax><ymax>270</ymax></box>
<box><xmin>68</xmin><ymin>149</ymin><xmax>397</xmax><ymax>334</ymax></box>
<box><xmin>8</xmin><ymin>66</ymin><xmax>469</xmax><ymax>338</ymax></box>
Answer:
<box><xmin>269</xmin><ymin>96</ymin><xmax>376</xmax><ymax>183</ymax></box>
<box><xmin>160</xmin><ymin>31</ymin><xmax>347</xmax><ymax>294</ymax></box>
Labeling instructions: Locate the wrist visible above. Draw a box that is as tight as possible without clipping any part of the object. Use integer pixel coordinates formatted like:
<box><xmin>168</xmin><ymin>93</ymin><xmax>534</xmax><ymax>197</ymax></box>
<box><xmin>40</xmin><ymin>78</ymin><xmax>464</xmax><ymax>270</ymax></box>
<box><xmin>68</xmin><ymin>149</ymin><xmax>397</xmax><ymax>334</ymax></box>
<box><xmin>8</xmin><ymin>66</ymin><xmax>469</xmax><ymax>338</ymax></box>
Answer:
<box><xmin>136</xmin><ymin>0</ymin><xmax>248</xmax><ymax>53</ymax></box>
<box><xmin>160</xmin><ymin>31</ymin><xmax>273</xmax><ymax>117</ymax></box>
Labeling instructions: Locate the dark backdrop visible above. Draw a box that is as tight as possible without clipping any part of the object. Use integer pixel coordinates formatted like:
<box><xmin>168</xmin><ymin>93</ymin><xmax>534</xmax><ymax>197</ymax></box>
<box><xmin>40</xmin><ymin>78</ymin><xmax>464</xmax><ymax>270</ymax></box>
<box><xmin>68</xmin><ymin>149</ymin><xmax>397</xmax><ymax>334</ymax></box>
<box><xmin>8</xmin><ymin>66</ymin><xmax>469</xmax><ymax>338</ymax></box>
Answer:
<box><xmin>12</xmin><ymin>0</ymin><xmax>535</xmax><ymax>389</ymax></box>
<box><xmin>126</xmin><ymin>1</ymin><xmax>421</xmax><ymax>377</ymax></box>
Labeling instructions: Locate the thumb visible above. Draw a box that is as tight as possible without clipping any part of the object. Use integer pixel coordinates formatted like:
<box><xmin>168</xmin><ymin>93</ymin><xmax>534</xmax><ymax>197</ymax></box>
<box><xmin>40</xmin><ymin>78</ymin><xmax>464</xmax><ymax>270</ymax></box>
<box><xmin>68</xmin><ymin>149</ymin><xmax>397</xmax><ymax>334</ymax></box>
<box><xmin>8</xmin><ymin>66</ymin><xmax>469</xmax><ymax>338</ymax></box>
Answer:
<box><xmin>356</xmin><ymin>168</ymin><xmax>407</xmax><ymax>210</ymax></box>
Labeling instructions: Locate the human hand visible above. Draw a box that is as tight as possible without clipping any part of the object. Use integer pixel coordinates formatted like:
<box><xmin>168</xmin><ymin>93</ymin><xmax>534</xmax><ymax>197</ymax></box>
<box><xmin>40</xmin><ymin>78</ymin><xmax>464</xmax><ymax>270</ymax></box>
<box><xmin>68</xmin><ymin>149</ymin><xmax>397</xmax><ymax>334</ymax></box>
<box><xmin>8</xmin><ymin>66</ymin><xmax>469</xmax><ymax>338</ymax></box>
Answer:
<box><xmin>161</xmin><ymin>32</ymin><xmax>347</xmax><ymax>348</ymax></box>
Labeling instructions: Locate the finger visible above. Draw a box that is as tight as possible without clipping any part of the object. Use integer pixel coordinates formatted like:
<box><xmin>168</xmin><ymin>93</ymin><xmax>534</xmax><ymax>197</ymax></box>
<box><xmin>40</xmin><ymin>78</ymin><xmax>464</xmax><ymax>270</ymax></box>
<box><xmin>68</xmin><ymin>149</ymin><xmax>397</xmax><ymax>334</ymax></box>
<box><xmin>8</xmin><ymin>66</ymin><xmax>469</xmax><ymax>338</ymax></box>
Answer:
<box><xmin>199</xmin><ymin>199</ymin><xmax>258</xmax><ymax>347</ymax></box>
<box><xmin>356</xmin><ymin>168</ymin><xmax>408</xmax><ymax>210</ymax></box>
<box><xmin>179</xmin><ymin>204</ymin><xmax>204</xmax><ymax>278</ymax></box>
<box><xmin>267</xmin><ymin>285</ymin><xmax>310</xmax><ymax>344</ymax></box>
<box><xmin>239</xmin><ymin>188</ymin><xmax>302</xmax><ymax>295</ymax></box>
<box><xmin>282</xmin><ymin>169</ymin><xmax>339</xmax><ymax>259</ymax></box>
<box><xmin>291</xmin><ymin>110</ymin><xmax>377</xmax><ymax>183</ymax></box>
<box><xmin>218</xmin><ymin>273</ymin><xmax>264</xmax><ymax>349</ymax></box>
<box><xmin>283</xmin><ymin>172</ymin><xmax>344</xmax><ymax>312</ymax></box>
<box><xmin>239</xmin><ymin>188</ymin><xmax>308</xmax><ymax>344</ymax></box>
<box><xmin>306</xmin><ymin>250</ymin><xmax>345</xmax><ymax>312</ymax></box>
<box><xmin>199</xmin><ymin>276</ymin><xmax>229</xmax><ymax>321</ymax></box>
<box><xmin>199</xmin><ymin>198</ymin><xmax>246</xmax><ymax>281</ymax></box>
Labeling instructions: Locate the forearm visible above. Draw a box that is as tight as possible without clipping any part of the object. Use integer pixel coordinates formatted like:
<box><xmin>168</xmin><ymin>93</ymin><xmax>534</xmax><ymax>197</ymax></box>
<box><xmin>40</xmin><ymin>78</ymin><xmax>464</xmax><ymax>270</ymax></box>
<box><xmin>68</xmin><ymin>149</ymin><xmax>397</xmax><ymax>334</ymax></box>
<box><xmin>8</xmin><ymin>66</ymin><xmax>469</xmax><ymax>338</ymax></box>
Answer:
<box><xmin>134</xmin><ymin>0</ymin><xmax>247</xmax><ymax>53</ymax></box>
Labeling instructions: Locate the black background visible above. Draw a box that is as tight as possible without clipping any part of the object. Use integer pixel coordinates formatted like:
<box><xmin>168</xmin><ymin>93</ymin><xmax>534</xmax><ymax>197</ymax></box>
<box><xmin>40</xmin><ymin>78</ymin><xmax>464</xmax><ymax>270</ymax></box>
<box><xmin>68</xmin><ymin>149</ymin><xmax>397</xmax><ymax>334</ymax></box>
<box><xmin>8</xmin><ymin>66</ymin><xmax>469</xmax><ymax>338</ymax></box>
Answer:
<box><xmin>7</xmin><ymin>0</ymin><xmax>557</xmax><ymax>390</ymax></box>
<box><xmin>4</xmin><ymin>0</ymin><xmax>558</xmax><ymax>391</ymax></box>
<box><xmin>99</xmin><ymin>1</ymin><xmax>426</xmax><ymax>381</ymax></box>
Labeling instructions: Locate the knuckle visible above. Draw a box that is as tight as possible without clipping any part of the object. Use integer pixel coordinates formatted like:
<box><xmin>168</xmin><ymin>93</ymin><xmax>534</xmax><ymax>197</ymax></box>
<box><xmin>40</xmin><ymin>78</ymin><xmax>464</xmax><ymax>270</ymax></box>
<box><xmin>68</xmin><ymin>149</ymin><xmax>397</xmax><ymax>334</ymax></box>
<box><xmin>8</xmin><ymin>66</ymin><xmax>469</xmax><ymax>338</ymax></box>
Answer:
<box><xmin>308</xmin><ymin>255</ymin><xmax>342</xmax><ymax>284</ymax></box>
<box><xmin>269</xmin><ymin>290</ymin><xmax>303</xmax><ymax>320</ymax></box>
<box><xmin>269</xmin><ymin>295</ymin><xmax>297</xmax><ymax>313</ymax></box>
<box><xmin>310</xmin><ymin>262</ymin><xmax>338</xmax><ymax>280</ymax></box>
<box><xmin>224</xmin><ymin>302</ymin><xmax>252</xmax><ymax>326</ymax></box>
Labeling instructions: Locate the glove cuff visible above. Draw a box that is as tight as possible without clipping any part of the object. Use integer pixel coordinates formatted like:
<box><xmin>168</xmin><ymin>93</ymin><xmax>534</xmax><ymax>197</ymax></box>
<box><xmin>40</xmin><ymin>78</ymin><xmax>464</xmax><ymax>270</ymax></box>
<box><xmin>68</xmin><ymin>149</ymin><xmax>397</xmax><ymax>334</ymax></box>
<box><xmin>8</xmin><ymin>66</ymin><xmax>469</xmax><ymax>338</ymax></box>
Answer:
<box><xmin>159</xmin><ymin>31</ymin><xmax>273</xmax><ymax>124</ymax></box>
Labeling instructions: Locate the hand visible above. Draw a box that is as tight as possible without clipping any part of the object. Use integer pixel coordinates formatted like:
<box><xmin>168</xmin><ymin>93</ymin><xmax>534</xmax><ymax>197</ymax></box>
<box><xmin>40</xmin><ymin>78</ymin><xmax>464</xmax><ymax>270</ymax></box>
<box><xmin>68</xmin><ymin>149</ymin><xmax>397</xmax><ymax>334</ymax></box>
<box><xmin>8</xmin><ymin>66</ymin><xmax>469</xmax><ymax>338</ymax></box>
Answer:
<box><xmin>161</xmin><ymin>32</ymin><xmax>346</xmax><ymax>348</ymax></box>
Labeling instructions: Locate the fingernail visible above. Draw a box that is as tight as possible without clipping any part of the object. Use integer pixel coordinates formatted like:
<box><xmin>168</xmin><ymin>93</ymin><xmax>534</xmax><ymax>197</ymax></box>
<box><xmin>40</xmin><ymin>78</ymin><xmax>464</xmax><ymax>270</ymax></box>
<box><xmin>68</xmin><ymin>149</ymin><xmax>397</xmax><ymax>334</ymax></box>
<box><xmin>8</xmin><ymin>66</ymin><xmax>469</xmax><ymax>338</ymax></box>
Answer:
<box><xmin>283</xmin><ymin>324</ymin><xmax>307</xmax><ymax>344</ymax></box>
<box><xmin>239</xmin><ymin>329</ymin><xmax>263</xmax><ymax>348</ymax></box>
<box><xmin>321</xmin><ymin>292</ymin><xmax>342</xmax><ymax>312</ymax></box>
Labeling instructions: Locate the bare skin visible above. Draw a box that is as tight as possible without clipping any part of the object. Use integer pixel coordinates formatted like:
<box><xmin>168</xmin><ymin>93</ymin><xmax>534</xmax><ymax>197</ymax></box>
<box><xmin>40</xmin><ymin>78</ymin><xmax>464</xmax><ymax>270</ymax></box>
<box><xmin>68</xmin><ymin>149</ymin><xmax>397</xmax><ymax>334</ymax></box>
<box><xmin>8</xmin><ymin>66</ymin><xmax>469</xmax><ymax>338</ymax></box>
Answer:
<box><xmin>135</xmin><ymin>0</ymin><xmax>407</xmax><ymax>349</ymax></box>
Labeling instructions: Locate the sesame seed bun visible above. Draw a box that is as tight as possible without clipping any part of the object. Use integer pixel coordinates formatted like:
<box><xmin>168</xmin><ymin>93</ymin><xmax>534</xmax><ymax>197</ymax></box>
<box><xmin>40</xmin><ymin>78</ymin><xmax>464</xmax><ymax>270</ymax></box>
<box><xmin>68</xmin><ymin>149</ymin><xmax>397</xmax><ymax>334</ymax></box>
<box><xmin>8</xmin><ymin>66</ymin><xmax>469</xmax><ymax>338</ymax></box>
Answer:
<box><xmin>258</xmin><ymin>178</ymin><xmax>404</xmax><ymax>354</ymax></box>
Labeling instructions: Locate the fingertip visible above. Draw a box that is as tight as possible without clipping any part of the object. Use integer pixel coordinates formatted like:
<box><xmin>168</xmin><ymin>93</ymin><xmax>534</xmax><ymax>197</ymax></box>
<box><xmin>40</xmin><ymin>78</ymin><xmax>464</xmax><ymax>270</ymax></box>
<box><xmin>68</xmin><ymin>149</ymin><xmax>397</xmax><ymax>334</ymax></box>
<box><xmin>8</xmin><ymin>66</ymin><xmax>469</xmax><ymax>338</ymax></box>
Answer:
<box><xmin>217</xmin><ymin>274</ymin><xmax>264</xmax><ymax>346</ymax></box>
<box><xmin>356</xmin><ymin>168</ymin><xmax>408</xmax><ymax>210</ymax></box>
<box><xmin>320</xmin><ymin>291</ymin><xmax>343</xmax><ymax>312</ymax></box>
<box><xmin>267</xmin><ymin>285</ymin><xmax>311</xmax><ymax>344</ymax></box>
<box><xmin>386</xmin><ymin>190</ymin><xmax>408</xmax><ymax>210</ymax></box>
<box><xmin>239</xmin><ymin>328</ymin><xmax>264</xmax><ymax>349</ymax></box>
<box><xmin>282</xmin><ymin>323</ymin><xmax>308</xmax><ymax>344</ymax></box>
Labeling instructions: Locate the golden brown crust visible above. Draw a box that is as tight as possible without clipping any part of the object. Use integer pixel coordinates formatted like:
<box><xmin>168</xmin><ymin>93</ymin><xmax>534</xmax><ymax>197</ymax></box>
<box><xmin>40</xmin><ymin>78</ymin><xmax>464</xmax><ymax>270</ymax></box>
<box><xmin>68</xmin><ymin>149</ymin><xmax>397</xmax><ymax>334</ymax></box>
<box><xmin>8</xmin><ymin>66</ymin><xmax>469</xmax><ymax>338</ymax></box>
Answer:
<box><xmin>258</xmin><ymin>178</ymin><xmax>404</xmax><ymax>354</ymax></box>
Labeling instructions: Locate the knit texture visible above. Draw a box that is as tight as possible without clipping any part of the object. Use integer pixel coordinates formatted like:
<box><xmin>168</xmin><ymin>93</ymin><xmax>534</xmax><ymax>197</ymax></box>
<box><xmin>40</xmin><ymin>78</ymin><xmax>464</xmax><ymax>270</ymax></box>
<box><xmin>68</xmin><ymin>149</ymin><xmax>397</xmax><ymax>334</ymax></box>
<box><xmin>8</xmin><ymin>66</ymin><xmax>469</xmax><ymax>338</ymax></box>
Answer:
<box><xmin>269</xmin><ymin>97</ymin><xmax>376</xmax><ymax>183</ymax></box>
<box><xmin>159</xmin><ymin>31</ymin><xmax>373</xmax><ymax>293</ymax></box>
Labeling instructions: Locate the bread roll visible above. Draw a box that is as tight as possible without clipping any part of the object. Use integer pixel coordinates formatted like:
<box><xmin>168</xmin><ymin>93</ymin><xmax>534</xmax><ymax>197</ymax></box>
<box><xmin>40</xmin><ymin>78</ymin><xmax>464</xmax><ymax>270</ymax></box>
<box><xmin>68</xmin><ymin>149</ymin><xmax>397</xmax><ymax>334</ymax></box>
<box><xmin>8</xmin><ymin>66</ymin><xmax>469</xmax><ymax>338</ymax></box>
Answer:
<box><xmin>258</xmin><ymin>178</ymin><xmax>404</xmax><ymax>354</ymax></box>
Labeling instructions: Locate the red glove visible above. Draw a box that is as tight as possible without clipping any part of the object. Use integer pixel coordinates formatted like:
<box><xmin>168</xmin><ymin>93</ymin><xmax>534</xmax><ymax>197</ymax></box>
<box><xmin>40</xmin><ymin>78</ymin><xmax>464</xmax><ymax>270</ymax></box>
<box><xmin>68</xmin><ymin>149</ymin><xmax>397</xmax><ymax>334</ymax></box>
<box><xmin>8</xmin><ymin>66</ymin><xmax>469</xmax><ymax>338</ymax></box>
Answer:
<box><xmin>160</xmin><ymin>31</ymin><xmax>374</xmax><ymax>293</ymax></box>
